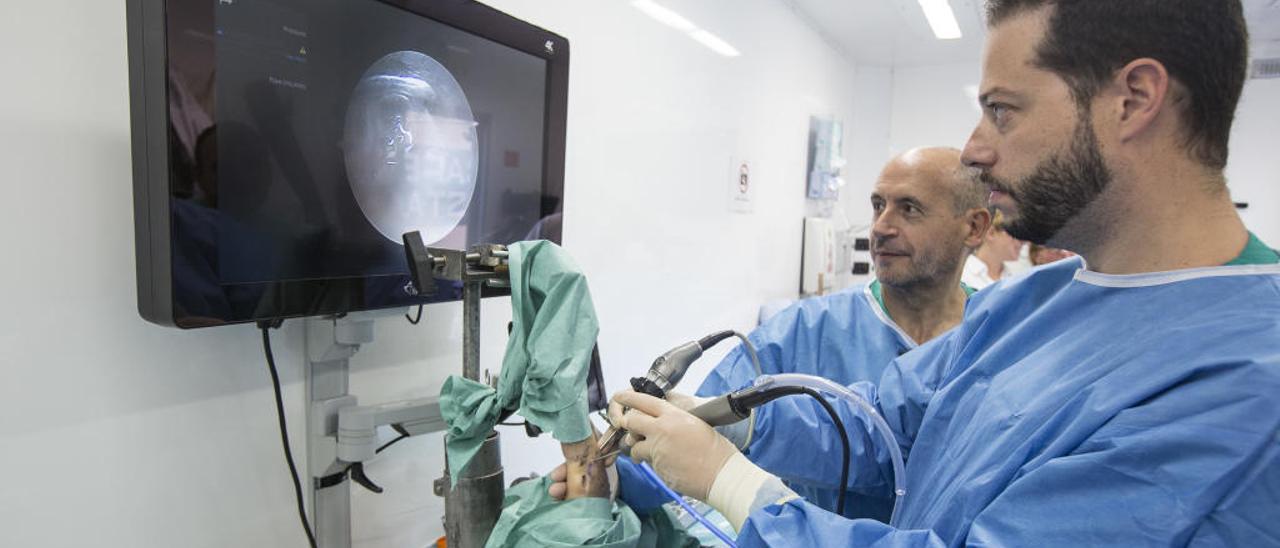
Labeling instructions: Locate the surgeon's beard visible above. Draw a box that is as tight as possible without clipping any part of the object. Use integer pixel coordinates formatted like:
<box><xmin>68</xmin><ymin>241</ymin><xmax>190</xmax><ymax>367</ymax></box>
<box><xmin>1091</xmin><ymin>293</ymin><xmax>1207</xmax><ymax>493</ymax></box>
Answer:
<box><xmin>980</xmin><ymin>116</ymin><xmax>1113</xmax><ymax>246</ymax></box>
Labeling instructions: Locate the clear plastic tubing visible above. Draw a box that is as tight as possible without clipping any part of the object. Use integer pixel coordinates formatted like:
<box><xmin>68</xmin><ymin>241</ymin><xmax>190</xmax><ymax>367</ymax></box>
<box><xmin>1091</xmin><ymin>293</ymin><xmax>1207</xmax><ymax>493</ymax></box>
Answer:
<box><xmin>754</xmin><ymin>373</ymin><xmax>907</xmax><ymax>526</ymax></box>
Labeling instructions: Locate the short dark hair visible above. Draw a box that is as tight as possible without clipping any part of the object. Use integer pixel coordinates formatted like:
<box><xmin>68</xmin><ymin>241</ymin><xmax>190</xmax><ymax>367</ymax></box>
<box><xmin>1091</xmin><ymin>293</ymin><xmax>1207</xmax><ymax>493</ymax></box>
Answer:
<box><xmin>986</xmin><ymin>0</ymin><xmax>1249</xmax><ymax>170</ymax></box>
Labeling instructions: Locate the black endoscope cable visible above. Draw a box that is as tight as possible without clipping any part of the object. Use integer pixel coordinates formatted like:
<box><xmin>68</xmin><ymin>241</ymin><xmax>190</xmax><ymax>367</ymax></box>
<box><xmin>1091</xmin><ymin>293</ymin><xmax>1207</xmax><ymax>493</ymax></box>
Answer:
<box><xmin>797</xmin><ymin>388</ymin><xmax>851</xmax><ymax>516</ymax></box>
<box><xmin>697</xmin><ymin>330</ymin><xmax>738</xmax><ymax>350</ymax></box>
<box><xmin>260</xmin><ymin>322</ymin><xmax>319</xmax><ymax>548</ymax></box>
<box><xmin>688</xmin><ymin>330</ymin><xmax>854</xmax><ymax>510</ymax></box>
<box><xmin>733</xmin><ymin>386</ymin><xmax>852</xmax><ymax>516</ymax></box>
<box><xmin>692</xmin><ymin>330</ymin><xmax>849</xmax><ymax>513</ymax></box>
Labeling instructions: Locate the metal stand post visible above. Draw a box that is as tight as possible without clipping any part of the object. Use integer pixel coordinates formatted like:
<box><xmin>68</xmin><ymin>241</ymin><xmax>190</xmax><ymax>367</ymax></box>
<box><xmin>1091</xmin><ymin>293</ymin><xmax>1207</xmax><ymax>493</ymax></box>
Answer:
<box><xmin>463</xmin><ymin>280</ymin><xmax>482</xmax><ymax>382</ymax></box>
<box><xmin>405</xmin><ymin>242</ymin><xmax>511</xmax><ymax>548</ymax></box>
<box><xmin>305</xmin><ymin>316</ymin><xmax>373</xmax><ymax>548</ymax></box>
<box><xmin>434</xmin><ymin>432</ymin><xmax>505</xmax><ymax>547</ymax></box>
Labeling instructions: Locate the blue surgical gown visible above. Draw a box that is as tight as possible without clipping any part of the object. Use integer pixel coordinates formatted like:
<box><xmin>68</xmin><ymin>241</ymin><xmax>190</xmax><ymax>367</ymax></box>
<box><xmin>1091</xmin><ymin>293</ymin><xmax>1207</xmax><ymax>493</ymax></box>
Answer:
<box><xmin>738</xmin><ymin>258</ymin><xmax>1280</xmax><ymax>546</ymax></box>
<box><xmin>618</xmin><ymin>283</ymin><xmax>923</xmax><ymax>520</ymax></box>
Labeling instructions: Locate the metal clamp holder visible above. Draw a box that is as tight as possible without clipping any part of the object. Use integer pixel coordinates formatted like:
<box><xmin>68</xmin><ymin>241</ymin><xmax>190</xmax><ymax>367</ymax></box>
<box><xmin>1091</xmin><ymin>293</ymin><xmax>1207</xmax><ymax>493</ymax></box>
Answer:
<box><xmin>403</xmin><ymin>233</ymin><xmax>511</xmax><ymax>382</ymax></box>
<box><xmin>402</xmin><ymin>232</ymin><xmax>511</xmax><ymax>294</ymax></box>
<box><xmin>400</xmin><ymin>233</ymin><xmax>515</xmax><ymax>548</ymax></box>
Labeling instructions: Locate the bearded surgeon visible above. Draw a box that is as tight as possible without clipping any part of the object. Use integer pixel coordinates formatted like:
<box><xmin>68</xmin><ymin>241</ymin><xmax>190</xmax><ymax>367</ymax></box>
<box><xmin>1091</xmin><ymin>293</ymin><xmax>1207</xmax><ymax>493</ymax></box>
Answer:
<box><xmin>597</xmin><ymin>0</ymin><xmax>1280</xmax><ymax>545</ymax></box>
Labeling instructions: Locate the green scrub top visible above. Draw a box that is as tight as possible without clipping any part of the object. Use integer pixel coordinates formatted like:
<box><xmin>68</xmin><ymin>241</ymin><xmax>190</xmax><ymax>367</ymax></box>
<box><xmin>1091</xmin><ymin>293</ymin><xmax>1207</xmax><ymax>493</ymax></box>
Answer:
<box><xmin>1226</xmin><ymin>231</ymin><xmax>1279</xmax><ymax>266</ymax></box>
<box><xmin>869</xmin><ymin>279</ymin><xmax>977</xmax><ymax>317</ymax></box>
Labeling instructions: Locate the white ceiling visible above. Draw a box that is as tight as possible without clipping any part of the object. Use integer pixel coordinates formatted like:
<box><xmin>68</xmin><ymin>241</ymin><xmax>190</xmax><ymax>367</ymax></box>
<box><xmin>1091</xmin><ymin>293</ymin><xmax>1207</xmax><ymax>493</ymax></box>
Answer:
<box><xmin>786</xmin><ymin>0</ymin><xmax>1280</xmax><ymax>67</ymax></box>
<box><xmin>782</xmin><ymin>0</ymin><xmax>987</xmax><ymax>67</ymax></box>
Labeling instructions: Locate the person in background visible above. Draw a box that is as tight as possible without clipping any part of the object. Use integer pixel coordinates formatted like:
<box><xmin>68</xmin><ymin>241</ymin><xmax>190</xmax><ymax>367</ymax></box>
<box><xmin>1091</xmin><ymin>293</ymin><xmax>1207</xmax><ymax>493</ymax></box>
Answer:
<box><xmin>1029</xmin><ymin>242</ymin><xmax>1074</xmax><ymax>266</ymax></box>
<box><xmin>962</xmin><ymin>212</ymin><xmax>1025</xmax><ymax>289</ymax></box>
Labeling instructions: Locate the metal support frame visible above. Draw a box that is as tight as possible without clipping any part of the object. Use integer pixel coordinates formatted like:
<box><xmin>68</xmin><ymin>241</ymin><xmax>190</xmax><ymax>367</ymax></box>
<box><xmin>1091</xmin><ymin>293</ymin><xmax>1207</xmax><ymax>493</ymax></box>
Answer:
<box><xmin>427</xmin><ymin>243</ymin><xmax>509</xmax><ymax>384</ymax></box>
<box><xmin>428</xmin><ymin>244</ymin><xmax>510</xmax><ymax>548</ymax></box>
<box><xmin>301</xmin><ymin>243</ymin><xmax>513</xmax><ymax>548</ymax></box>
<box><xmin>435</xmin><ymin>432</ymin><xmax>505</xmax><ymax>546</ymax></box>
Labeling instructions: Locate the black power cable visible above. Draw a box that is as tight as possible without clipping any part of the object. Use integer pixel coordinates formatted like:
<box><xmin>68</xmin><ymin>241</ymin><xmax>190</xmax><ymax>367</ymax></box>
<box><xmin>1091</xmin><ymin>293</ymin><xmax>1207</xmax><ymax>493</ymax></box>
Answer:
<box><xmin>336</xmin><ymin>429</ymin><xmax>413</xmax><ymax>496</ymax></box>
<box><xmin>405</xmin><ymin>304</ymin><xmax>424</xmax><ymax>325</ymax></box>
<box><xmin>260</xmin><ymin>323</ymin><xmax>318</xmax><ymax>548</ymax></box>
<box><xmin>376</xmin><ymin>432</ymin><xmax>410</xmax><ymax>454</ymax></box>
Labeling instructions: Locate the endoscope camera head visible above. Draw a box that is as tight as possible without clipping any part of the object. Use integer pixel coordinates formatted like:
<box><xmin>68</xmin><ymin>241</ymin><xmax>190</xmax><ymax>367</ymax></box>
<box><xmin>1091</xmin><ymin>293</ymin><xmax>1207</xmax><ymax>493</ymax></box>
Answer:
<box><xmin>631</xmin><ymin>341</ymin><xmax>703</xmax><ymax>398</ymax></box>
<box><xmin>596</xmin><ymin>330</ymin><xmax>743</xmax><ymax>456</ymax></box>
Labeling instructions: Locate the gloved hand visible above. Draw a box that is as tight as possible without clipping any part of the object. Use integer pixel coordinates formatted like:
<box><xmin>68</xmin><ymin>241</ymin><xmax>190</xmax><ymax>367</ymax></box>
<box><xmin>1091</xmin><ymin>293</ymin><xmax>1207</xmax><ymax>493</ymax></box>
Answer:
<box><xmin>547</xmin><ymin>391</ymin><xmax>707</xmax><ymax>502</ymax></box>
<box><xmin>607</xmin><ymin>390</ymin><xmax>737</xmax><ymax>502</ymax></box>
<box><xmin>663</xmin><ymin>391</ymin><xmax>710</xmax><ymax>413</ymax></box>
<box><xmin>651</xmin><ymin>391</ymin><xmax>754</xmax><ymax>451</ymax></box>
<box><xmin>609</xmin><ymin>391</ymin><xmax>707</xmax><ymax>454</ymax></box>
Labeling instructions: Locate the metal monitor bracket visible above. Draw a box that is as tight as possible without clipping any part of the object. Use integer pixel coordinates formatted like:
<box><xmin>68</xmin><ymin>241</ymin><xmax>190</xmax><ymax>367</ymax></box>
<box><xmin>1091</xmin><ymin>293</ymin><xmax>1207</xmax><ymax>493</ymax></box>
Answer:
<box><xmin>304</xmin><ymin>234</ymin><xmax>512</xmax><ymax>548</ymax></box>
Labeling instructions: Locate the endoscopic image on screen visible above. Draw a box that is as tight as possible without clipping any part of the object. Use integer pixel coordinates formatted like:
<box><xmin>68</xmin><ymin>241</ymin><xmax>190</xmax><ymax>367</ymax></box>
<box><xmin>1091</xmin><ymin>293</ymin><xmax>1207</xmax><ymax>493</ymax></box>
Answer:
<box><xmin>342</xmin><ymin>50</ymin><xmax>479</xmax><ymax>246</ymax></box>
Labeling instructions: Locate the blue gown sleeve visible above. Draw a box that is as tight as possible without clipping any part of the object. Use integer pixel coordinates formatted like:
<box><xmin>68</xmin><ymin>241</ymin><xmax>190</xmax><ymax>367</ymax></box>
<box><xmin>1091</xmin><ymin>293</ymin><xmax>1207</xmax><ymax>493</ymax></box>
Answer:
<box><xmin>614</xmin><ymin>455</ymin><xmax>671</xmax><ymax>516</ymax></box>
<box><xmin>738</xmin><ymin>352</ymin><xmax>1280</xmax><ymax>546</ymax></box>
<box><xmin>1189</xmin><ymin>442</ymin><xmax>1280</xmax><ymax>546</ymax></box>
<box><xmin>738</xmin><ymin>330</ymin><xmax>956</xmax><ymax>497</ymax></box>
<box><xmin>964</xmin><ymin>361</ymin><xmax>1280</xmax><ymax>546</ymax></box>
<box><xmin>737</xmin><ymin>502</ymin><xmax>946</xmax><ymax>547</ymax></box>
<box><xmin>696</xmin><ymin>323</ymin><xmax>781</xmax><ymax>398</ymax></box>
<box><xmin>697</xmin><ymin>295</ymin><xmax>853</xmax><ymax>398</ymax></box>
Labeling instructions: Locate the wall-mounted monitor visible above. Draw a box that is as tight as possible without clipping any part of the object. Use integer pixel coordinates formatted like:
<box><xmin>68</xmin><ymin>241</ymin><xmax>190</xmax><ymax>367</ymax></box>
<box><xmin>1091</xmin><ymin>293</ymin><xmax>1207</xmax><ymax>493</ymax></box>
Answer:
<box><xmin>127</xmin><ymin>0</ymin><xmax>569</xmax><ymax>328</ymax></box>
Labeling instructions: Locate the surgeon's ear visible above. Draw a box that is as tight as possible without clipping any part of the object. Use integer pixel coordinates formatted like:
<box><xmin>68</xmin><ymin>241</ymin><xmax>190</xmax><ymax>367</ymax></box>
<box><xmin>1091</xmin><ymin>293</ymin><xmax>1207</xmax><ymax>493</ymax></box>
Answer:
<box><xmin>1112</xmin><ymin>58</ymin><xmax>1170</xmax><ymax>144</ymax></box>
<box><xmin>964</xmin><ymin>208</ymin><xmax>992</xmax><ymax>249</ymax></box>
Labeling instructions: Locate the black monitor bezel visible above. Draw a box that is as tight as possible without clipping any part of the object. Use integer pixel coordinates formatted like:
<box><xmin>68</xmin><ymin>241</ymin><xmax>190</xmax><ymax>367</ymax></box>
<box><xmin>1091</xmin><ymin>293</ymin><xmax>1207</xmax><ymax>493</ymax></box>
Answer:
<box><xmin>126</xmin><ymin>0</ymin><xmax>569</xmax><ymax>328</ymax></box>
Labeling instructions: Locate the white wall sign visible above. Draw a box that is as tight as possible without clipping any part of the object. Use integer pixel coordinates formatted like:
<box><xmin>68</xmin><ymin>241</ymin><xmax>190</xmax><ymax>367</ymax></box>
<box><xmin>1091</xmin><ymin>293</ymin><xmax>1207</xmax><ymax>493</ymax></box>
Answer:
<box><xmin>728</xmin><ymin>156</ymin><xmax>756</xmax><ymax>213</ymax></box>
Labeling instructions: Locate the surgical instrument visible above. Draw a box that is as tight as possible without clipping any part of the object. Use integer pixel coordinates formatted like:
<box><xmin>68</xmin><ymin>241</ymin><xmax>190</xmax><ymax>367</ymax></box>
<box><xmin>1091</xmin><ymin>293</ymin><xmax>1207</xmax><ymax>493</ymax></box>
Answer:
<box><xmin>596</xmin><ymin>330</ymin><xmax>752</xmax><ymax>455</ymax></box>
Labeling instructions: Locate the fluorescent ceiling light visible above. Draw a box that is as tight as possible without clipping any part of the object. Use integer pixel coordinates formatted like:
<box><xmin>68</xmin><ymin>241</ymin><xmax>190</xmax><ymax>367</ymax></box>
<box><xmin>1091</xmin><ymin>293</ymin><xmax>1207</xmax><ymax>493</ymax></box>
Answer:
<box><xmin>690</xmin><ymin>29</ymin><xmax>741</xmax><ymax>57</ymax></box>
<box><xmin>631</xmin><ymin>0</ymin><xmax>697</xmax><ymax>33</ymax></box>
<box><xmin>918</xmin><ymin>0</ymin><xmax>963</xmax><ymax>40</ymax></box>
<box><xmin>630</xmin><ymin>0</ymin><xmax>742</xmax><ymax>58</ymax></box>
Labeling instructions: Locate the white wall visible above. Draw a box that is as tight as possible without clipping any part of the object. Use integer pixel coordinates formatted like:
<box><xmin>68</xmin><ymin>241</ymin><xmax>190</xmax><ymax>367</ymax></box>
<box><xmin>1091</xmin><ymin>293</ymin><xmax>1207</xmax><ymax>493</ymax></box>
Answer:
<box><xmin>887</xmin><ymin>61</ymin><xmax>1280</xmax><ymax>247</ymax></box>
<box><xmin>888</xmin><ymin>62</ymin><xmax>983</xmax><ymax>155</ymax></box>
<box><xmin>0</xmin><ymin>1</ymin><xmax>890</xmax><ymax>547</ymax></box>
<box><xmin>1225</xmin><ymin>78</ymin><xmax>1280</xmax><ymax>247</ymax></box>
<box><xmin>845</xmin><ymin>65</ymin><xmax>896</xmax><ymax>232</ymax></box>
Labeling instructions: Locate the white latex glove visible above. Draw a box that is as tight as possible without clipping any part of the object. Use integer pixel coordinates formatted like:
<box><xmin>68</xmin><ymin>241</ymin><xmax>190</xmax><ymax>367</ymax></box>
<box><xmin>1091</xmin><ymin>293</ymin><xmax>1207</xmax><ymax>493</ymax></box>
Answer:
<box><xmin>668</xmin><ymin>391</ymin><xmax>754</xmax><ymax>451</ymax></box>
<box><xmin>548</xmin><ymin>391</ymin><xmax>709</xmax><ymax>501</ymax></box>
<box><xmin>607</xmin><ymin>390</ymin><xmax>737</xmax><ymax>501</ymax></box>
<box><xmin>664</xmin><ymin>391</ymin><xmax>710</xmax><ymax>412</ymax></box>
